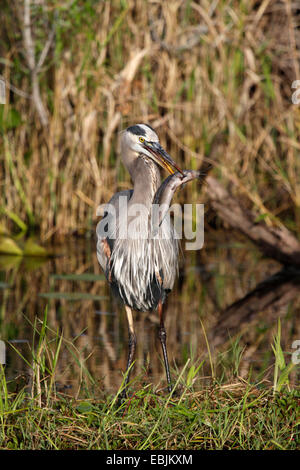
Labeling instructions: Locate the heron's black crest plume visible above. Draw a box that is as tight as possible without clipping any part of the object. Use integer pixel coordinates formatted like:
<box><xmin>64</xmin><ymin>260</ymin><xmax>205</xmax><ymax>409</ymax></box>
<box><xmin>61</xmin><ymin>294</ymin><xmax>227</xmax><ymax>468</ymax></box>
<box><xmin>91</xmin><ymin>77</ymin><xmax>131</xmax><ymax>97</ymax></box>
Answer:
<box><xmin>127</xmin><ymin>123</ymin><xmax>156</xmax><ymax>137</ymax></box>
<box><xmin>127</xmin><ymin>125</ymin><xmax>147</xmax><ymax>136</ymax></box>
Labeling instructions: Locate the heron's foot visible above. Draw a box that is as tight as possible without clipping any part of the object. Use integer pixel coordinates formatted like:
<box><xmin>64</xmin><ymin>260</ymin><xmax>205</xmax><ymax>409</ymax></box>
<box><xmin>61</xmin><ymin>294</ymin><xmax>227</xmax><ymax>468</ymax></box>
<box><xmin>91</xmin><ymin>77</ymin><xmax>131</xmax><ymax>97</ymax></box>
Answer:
<box><xmin>165</xmin><ymin>383</ymin><xmax>182</xmax><ymax>397</ymax></box>
<box><xmin>171</xmin><ymin>386</ymin><xmax>182</xmax><ymax>397</ymax></box>
<box><xmin>115</xmin><ymin>391</ymin><xmax>128</xmax><ymax>409</ymax></box>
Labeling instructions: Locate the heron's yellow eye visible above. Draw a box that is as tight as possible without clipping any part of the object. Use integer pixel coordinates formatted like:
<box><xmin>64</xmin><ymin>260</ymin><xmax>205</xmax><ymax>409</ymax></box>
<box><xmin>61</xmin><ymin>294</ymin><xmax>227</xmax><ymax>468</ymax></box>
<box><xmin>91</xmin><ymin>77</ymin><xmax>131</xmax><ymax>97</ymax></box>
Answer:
<box><xmin>139</xmin><ymin>137</ymin><xmax>145</xmax><ymax>143</ymax></box>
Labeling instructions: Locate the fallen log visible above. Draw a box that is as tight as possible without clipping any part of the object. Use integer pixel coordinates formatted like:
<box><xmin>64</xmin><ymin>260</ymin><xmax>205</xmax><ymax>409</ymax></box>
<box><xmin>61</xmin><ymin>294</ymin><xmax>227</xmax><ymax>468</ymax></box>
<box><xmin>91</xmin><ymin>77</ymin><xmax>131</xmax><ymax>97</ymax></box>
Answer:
<box><xmin>206</xmin><ymin>176</ymin><xmax>300</xmax><ymax>267</ymax></box>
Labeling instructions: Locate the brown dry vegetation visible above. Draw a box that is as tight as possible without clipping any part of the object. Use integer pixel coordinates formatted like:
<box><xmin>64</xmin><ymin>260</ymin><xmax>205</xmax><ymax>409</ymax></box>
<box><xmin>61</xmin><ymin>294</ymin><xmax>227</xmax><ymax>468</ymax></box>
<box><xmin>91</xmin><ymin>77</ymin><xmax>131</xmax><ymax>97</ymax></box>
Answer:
<box><xmin>0</xmin><ymin>6</ymin><xmax>300</xmax><ymax>449</ymax></box>
<box><xmin>0</xmin><ymin>0</ymin><xmax>299</xmax><ymax>241</ymax></box>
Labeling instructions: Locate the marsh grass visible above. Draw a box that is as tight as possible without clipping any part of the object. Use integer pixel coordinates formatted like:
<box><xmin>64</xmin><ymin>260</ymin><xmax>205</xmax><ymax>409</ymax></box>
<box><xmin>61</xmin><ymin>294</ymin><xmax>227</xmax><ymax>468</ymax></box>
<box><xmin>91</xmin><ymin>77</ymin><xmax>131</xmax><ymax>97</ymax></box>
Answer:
<box><xmin>0</xmin><ymin>0</ymin><xmax>299</xmax><ymax>240</ymax></box>
<box><xmin>0</xmin><ymin>309</ymin><xmax>298</xmax><ymax>450</ymax></box>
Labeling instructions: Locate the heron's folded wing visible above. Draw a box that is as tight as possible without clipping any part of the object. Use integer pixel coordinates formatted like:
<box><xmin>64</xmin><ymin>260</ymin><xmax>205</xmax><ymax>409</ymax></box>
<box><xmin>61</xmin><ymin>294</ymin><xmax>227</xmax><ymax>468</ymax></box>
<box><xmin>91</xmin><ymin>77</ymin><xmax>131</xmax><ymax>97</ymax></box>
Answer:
<box><xmin>96</xmin><ymin>190</ymin><xmax>133</xmax><ymax>276</ymax></box>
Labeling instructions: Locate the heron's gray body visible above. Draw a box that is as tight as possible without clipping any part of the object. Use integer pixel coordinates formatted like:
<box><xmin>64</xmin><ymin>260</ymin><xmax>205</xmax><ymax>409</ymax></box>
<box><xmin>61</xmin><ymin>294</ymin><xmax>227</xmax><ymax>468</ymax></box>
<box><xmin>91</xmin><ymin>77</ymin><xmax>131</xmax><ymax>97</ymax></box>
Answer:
<box><xmin>96</xmin><ymin>165</ymin><xmax>179</xmax><ymax>312</ymax></box>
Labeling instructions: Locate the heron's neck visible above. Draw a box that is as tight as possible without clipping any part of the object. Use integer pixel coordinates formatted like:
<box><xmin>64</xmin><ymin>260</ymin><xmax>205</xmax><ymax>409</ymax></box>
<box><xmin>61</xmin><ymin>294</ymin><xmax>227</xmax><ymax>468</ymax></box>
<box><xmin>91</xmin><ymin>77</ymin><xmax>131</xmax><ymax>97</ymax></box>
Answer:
<box><xmin>129</xmin><ymin>158</ymin><xmax>161</xmax><ymax>208</ymax></box>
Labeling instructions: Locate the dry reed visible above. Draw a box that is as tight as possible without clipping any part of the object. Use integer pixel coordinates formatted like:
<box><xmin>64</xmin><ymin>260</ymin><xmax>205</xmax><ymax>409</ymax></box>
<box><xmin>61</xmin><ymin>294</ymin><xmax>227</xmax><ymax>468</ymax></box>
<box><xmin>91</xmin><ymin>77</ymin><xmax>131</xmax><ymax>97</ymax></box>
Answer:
<box><xmin>0</xmin><ymin>0</ymin><xmax>299</xmax><ymax>240</ymax></box>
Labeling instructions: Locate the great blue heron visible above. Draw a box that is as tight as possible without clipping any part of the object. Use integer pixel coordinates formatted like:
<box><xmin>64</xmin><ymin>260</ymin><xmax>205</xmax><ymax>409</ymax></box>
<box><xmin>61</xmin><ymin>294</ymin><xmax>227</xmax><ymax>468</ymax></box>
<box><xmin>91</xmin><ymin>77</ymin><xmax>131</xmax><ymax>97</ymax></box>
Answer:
<box><xmin>96</xmin><ymin>123</ymin><xmax>200</xmax><ymax>397</ymax></box>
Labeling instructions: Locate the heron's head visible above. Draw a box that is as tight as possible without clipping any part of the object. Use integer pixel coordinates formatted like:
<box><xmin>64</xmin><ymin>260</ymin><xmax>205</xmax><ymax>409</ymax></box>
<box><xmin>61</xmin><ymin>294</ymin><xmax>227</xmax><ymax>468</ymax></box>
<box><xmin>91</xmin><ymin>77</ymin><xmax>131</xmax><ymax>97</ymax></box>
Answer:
<box><xmin>120</xmin><ymin>124</ymin><xmax>183</xmax><ymax>176</ymax></box>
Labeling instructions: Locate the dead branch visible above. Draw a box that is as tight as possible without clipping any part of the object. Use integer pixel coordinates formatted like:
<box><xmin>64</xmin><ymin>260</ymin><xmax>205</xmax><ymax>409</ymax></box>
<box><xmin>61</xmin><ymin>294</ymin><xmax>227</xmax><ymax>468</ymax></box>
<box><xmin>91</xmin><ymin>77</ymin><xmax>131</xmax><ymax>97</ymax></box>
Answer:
<box><xmin>23</xmin><ymin>0</ymin><xmax>52</xmax><ymax>127</ymax></box>
<box><xmin>206</xmin><ymin>176</ymin><xmax>300</xmax><ymax>267</ymax></box>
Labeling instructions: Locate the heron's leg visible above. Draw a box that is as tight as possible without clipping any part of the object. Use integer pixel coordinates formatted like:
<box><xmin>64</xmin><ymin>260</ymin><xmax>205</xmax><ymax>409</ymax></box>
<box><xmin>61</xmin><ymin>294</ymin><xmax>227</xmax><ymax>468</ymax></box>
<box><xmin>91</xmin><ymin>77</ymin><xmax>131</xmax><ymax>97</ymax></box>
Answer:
<box><xmin>121</xmin><ymin>306</ymin><xmax>137</xmax><ymax>398</ymax></box>
<box><xmin>157</xmin><ymin>301</ymin><xmax>172</xmax><ymax>393</ymax></box>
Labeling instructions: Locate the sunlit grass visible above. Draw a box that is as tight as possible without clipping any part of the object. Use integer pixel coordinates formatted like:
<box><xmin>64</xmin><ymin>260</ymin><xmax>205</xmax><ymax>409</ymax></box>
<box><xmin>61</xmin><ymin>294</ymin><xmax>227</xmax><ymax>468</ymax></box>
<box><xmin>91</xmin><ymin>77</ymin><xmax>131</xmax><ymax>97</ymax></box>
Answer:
<box><xmin>0</xmin><ymin>309</ymin><xmax>298</xmax><ymax>450</ymax></box>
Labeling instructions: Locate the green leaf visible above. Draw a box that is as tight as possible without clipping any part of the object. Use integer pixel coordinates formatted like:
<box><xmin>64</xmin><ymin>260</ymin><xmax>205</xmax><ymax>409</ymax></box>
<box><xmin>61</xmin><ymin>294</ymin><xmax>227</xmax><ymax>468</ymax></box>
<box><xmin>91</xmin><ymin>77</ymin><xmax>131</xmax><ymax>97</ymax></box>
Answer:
<box><xmin>0</xmin><ymin>237</ymin><xmax>23</xmax><ymax>255</ymax></box>
<box><xmin>277</xmin><ymin>363</ymin><xmax>295</xmax><ymax>392</ymax></box>
<box><xmin>76</xmin><ymin>401</ymin><xmax>94</xmax><ymax>414</ymax></box>
<box><xmin>0</xmin><ymin>208</ymin><xmax>28</xmax><ymax>232</ymax></box>
<box><xmin>23</xmin><ymin>239</ymin><xmax>49</xmax><ymax>257</ymax></box>
<box><xmin>39</xmin><ymin>292</ymin><xmax>107</xmax><ymax>301</ymax></box>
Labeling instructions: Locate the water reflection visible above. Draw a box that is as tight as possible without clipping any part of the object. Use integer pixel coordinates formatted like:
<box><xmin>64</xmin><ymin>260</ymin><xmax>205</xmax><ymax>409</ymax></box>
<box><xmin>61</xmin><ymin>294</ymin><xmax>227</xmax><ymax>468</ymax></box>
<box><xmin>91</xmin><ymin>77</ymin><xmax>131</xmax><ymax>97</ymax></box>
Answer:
<box><xmin>0</xmin><ymin>233</ymin><xmax>299</xmax><ymax>396</ymax></box>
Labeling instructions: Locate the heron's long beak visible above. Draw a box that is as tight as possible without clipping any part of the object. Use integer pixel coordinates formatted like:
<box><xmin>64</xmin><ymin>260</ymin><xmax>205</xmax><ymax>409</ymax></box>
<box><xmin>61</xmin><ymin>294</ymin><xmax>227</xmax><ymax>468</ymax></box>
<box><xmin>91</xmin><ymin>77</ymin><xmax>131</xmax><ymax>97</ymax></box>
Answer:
<box><xmin>144</xmin><ymin>142</ymin><xmax>184</xmax><ymax>176</ymax></box>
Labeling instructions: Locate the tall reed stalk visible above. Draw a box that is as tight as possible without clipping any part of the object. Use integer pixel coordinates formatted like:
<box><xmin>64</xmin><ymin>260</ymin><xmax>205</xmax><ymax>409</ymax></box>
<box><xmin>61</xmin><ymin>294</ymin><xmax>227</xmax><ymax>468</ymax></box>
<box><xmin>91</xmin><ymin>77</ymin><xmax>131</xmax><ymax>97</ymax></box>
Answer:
<box><xmin>0</xmin><ymin>0</ymin><xmax>299</xmax><ymax>239</ymax></box>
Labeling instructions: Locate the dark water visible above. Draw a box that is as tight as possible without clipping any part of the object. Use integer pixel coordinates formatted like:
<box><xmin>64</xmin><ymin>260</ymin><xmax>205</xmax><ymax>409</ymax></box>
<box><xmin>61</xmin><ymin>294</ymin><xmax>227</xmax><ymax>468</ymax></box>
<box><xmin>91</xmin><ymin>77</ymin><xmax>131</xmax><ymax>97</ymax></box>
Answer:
<box><xmin>0</xmin><ymin>232</ymin><xmax>299</xmax><ymax>396</ymax></box>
